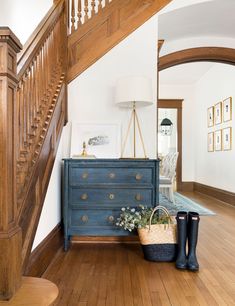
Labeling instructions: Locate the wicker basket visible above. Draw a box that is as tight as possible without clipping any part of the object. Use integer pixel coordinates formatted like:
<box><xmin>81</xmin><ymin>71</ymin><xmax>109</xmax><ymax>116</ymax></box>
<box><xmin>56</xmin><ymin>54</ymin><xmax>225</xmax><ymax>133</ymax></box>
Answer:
<box><xmin>138</xmin><ymin>206</ymin><xmax>177</xmax><ymax>262</ymax></box>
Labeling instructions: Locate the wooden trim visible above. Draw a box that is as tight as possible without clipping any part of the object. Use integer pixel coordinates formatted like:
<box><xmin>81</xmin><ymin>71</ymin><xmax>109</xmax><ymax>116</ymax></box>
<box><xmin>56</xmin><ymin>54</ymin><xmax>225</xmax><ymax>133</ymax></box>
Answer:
<box><xmin>180</xmin><ymin>182</ymin><xmax>194</xmax><ymax>192</ymax></box>
<box><xmin>158</xmin><ymin>47</ymin><xmax>235</xmax><ymax>71</ymax></box>
<box><xmin>157</xmin><ymin>99</ymin><xmax>183</xmax><ymax>190</ymax></box>
<box><xmin>25</xmin><ymin>223</ymin><xmax>63</xmax><ymax>277</ymax></box>
<box><xmin>194</xmin><ymin>182</ymin><xmax>235</xmax><ymax>207</ymax></box>
<box><xmin>72</xmin><ymin>236</ymin><xmax>139</xmax><ymax>244</ymax></box>
<box><xmin>158</xmin><ymin>39</ymin><xmax>164</xmax><ymax>54</ymax></box>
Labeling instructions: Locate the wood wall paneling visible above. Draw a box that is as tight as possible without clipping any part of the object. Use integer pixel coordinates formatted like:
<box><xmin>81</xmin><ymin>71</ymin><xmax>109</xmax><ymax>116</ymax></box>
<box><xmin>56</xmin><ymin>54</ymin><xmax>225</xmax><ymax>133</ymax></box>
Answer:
<box><xmin>68</xmin><ymin>0</ymin><xmax>172</xmax><ymax>82</ymax></box>
<box><xmin>0</xmin><ymin>28</ymin><xmax>22</xmax><ymax>301</ymax></box>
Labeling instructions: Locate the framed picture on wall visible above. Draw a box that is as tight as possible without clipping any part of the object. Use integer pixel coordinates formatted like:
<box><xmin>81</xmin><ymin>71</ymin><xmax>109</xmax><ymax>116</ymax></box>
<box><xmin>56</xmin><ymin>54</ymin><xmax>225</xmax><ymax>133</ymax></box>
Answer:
<box><xmin>207</xmin><ymin>106</ymin><xmax>214</xmax><ymax>127</ymax></box>
<box><xmin>214</xmin><ymin>130</ymin><xmax>222</xmax><ymax>151</ymax></box>
<box><xmin>70</xmin><ymin>123</ymin><xmax>121</xmax><ymax>158</ymax></box>
<box><xmin>222</xmin><ymin>127</ymin><xmax>232</xmax><ymax>151</ymax></box>
<box><xmin>223</xmin><ymin>97</ymin><xmax>232</xmax><ymax>122</ymax></box>
<box><xmin>214</xmin><ymin>102</ymin><xmax>222</xmax><ymax>125</ymax></box>
<box><xmin>207</xmin><ymin>132</ymin><xmax>214</xmax><ymax>152</ymax></box>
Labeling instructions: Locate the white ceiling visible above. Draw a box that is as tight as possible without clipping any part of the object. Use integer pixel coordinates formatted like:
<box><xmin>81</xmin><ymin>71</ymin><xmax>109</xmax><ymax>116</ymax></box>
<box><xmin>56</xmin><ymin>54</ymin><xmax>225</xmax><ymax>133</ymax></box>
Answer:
<box><xmin>159</xmin><ymin>62</ymin><xmax>214</xmax><ymax>85</ymax></box>
<box><xmin>158</xmin><ymin>0</ymin><xmax>235</xmax><ymax>85</ymax></box>
<box><xmin>159</xmin><ymin>0</ymin><xmax>235</xmax><ymax>40</ymax></box>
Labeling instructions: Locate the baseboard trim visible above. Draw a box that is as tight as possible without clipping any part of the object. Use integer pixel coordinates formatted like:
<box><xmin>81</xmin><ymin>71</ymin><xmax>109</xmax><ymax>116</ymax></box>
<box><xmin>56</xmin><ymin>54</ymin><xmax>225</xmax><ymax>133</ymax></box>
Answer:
<box><xmin>72</xmin><ymin>236</ymin><xmax>139</xmax><ymax>244</ymax></box>
<box><xmin>179</xmin><ymin>181</ymin><xmax>194</xmax><ymax>192</ymax></box>
<box><xmin>194</xmin><ymin>182</ymin><xmax>235</xmax><ymax>207</ymax></box>
<box><xmin>25</xmin><ymin>223</ymin><xmax>63</xmax><ymax>277</ymax></box>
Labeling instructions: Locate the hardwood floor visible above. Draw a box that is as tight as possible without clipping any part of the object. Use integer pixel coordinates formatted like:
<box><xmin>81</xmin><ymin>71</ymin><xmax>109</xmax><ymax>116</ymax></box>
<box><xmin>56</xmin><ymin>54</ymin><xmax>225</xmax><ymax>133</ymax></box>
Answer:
<box><xmin>43</xmin><ymin>192</ymin><xmax>235</xmax><ymax>306</ymax></box>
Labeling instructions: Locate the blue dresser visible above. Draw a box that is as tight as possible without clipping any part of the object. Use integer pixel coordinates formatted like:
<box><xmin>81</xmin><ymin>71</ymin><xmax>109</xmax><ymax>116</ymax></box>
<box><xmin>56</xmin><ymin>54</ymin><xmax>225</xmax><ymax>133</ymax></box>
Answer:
<box><xmin>63</xmin><ymin>159</ymin><xmax>159</xmax><ymax>250</ymax></box>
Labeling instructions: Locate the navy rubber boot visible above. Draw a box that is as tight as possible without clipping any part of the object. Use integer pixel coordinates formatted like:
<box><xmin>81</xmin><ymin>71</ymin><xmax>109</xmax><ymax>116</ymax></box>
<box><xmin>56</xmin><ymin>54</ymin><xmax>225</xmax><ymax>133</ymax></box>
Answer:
<box><xmin>175</xmin><ymin>211</ymin><xmax>188</xmax><ymax>269</ymax></box>
<box><xmin>187</xmin><ymin>212</ymin><xmax>200</xmax><ymax>271</ymax></box>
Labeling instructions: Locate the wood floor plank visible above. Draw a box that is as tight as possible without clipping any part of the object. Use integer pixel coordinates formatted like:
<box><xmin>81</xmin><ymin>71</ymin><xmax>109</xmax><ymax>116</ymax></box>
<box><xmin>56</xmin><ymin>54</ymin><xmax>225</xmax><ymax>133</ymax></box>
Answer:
<box><xmin>42</xmin><ymin>192</ymin><xmax>235</xmax><ymax>306</ymax></box>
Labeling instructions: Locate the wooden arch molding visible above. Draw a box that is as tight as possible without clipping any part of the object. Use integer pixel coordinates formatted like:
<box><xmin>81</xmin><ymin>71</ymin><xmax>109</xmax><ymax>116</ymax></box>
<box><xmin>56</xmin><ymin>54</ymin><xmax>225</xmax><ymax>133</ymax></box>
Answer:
<box><xmin>158</xmin><ymin>47</ymin><xmax>235</xmax><ymax>71</ymax></box>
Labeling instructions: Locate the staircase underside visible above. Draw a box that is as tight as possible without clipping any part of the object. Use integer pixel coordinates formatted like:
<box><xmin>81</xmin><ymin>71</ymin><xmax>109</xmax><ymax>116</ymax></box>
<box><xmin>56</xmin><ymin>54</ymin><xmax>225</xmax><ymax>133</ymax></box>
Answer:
<box><xmin>68</xmin><ymin>0</ymin><xmax>172</xmax><ymax>82</ymax></box>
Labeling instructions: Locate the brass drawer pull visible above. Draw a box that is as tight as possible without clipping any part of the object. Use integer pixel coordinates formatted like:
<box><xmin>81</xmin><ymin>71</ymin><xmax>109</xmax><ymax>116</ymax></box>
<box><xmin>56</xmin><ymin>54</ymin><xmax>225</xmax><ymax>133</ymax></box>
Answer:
<box><xmin>135</xmin><ymin>173</ymin><xmax>142</xmax><ymax>181</ymax></box>
<box><xmin>82</xmin><ymin>172</ymin><xmax>88</xmax><ymax>179</ymax></box>
<box><xmin>81</xmin><ymin>193</ymin><xmax>88</xmax><ymax>200</ymax></box>
<box><xmin>109</xmin><ymin>172</ymin><xmax>116</xmax><ymax>179</ymax></box>
<box><xmin>81</xmin><ymin>215</ymin><xmax>88</xmax><ymax>223</ymax></box>
<box><xmin>135</xmin><ymin>193</ymin><xmax>142</xmax><ymax>201</ymax></box>
<box><xmin>107</xmin><ymin>215</ymin><xmax>114</xmax><ymax>223</ymax></box>
<box><xmin>109</xmin><ymin>193</ymin><xmax>115</xmax><ymax>200</ymax></box>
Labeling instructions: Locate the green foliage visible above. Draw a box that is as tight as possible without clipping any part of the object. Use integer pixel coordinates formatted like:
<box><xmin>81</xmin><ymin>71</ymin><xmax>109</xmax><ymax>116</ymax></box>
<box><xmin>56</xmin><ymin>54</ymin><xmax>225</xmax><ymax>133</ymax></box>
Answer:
<box><xmin>116</xmin><ymin>205</ymin><xmax>171</xmax><ymax>232</ymax></box>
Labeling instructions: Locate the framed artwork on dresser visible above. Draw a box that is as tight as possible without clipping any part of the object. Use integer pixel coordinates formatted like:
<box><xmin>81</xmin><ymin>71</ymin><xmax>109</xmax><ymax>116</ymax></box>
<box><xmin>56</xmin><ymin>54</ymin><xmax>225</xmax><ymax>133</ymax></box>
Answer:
<box><xmin>222</xmin><ymin>127</ymin><xmax>232</xmax><ymax>151</ymax></box>
<box><xmin>70</xmin><ymin>123</ymin><xmax>121</xmax><ymax>158</ymax></box>
<box><xmin>223</xmin><ymin>97</ymin><xmax>232</xmax><ymax>122</ymax></box>
<box><xmin>214</xmin><ymin>130</ymin><xmax>222</xmax><ymax>151</ymax></box>
<box><xmin>214</xmin><ymin>102</ymin><xmax>222</xmax><ymax>125</ymax></box>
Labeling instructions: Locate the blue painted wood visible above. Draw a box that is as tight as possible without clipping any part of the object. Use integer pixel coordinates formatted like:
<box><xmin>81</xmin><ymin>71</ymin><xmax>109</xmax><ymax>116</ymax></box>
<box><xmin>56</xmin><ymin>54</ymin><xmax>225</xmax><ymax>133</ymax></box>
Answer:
<box><xmin>63</xmin><ymin>159</ymin><xmax>159</xmax><ymax>250</ymax></box>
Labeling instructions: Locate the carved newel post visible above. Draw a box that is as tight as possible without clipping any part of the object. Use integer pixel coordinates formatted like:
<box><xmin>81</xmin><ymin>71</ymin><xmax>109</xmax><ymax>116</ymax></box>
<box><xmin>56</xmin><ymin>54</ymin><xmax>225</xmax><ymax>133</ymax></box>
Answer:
<box><xmin>0</xmin><ymin>27</ymin><xmax>22</xmax><ymax>300</ymax></box>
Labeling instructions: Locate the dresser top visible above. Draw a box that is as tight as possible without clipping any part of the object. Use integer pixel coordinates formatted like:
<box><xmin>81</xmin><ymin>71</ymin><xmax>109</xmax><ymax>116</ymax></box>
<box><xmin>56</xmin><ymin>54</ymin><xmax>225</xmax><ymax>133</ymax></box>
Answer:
<box><xmin>63</xmin><ymin>158</ymin><xmax>159</xmax><ymax>161</ymax></box>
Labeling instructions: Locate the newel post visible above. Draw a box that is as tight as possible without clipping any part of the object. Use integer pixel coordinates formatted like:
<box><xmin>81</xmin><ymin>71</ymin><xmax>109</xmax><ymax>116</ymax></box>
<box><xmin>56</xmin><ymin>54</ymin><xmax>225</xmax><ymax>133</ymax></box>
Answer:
<box><xmin>0</xmin><ymin>27</ymin><xmax>22</xmax><ymax>300</ymax></box>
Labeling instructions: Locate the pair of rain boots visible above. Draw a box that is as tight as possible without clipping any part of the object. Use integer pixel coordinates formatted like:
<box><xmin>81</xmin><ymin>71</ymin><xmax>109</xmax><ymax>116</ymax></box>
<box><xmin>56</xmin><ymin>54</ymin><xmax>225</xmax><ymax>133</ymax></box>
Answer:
<box><xmin>175</xmin><ymin>211</ymin><xmax>200</xmax><ymax>271</ymax></box>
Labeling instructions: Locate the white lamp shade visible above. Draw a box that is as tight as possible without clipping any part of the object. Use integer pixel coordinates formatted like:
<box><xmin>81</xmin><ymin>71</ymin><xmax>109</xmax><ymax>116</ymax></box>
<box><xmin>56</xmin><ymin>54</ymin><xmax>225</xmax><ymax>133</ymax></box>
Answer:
<box><xmin>115</xmin><ymin>76</ymin><xmax>153</xmax><ymax>107</ymax></box>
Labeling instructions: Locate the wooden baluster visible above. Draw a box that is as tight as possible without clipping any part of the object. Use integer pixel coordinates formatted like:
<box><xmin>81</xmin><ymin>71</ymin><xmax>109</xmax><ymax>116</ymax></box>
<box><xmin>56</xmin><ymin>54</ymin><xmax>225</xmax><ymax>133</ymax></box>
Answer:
<box><xmin>71</xmin><ymin>0</ymin><xmax>76</xmax><ymax>32</ymax></box>
<box><xmin>84</xmin><ymin>0</ymin><xmax>89</xmax><ymax>23</ymax></box>
<box><xmin>77</xmin><ymin>0</ymin><xmax>82</xmax><ymax>27</ymax></box>
<box><xmin>98</xmin><ymin>0</ymin><xmax>102</xmax><ymax>12</ymax></box>
<box><xmin>91</xmin><ymin>0</ymin><xmax>96</xmax><ymax>17</ymax></box>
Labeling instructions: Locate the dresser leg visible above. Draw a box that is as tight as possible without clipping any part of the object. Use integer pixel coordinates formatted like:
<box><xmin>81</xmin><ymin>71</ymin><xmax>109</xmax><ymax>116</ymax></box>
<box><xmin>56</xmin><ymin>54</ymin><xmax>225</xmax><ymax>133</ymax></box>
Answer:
<box><xmin>64</xmin><ymin>236</ymin><xmax>70</xmax><ymax>251</ymax></box>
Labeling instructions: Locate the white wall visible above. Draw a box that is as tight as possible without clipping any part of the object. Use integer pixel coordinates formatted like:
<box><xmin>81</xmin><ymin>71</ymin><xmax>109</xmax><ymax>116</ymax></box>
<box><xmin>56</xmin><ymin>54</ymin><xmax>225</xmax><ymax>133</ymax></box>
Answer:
<box><xmin>159</xmin><ymin>84</ymin><xmax>196</xmax><ymax>182</ymax></box>
<box><xmin>160</xmin><ymin>36</ymin><xmax>235</xmax><ymax>56</ymax></box>
<box><xmin>194</xmin><ymin>63</ymin><xmax>235</xmax><ymax>192</ymax></box>
<box><xmin>68</xmin><ymin>15</ymin><xmax>158</xmax><ymax>159</ymax></box>
<box><xmin>32</xmin><ymin>126</ymin><xmax>70</xmax><ymax>250</ymax></box>
<box><xmin>0</xmin><ymin>0</ymin><xmax>52</xmax><ymax>44</ymax></box>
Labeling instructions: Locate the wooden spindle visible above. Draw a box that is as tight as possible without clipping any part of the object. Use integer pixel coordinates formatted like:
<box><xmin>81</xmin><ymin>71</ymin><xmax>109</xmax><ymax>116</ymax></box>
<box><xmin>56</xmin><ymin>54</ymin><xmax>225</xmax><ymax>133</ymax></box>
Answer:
<box><xmin>91</xmin><ymin>0</ymin><xmax>96</xmax><ymax>17</ymax></box>
<box><xmin>71</xmin><ymin>0</ymin><xmax>76</xmax><ymax>32</ymax></box>
<box><xmin>77</xmin><ymin>0</ymin><xmax>82</xmax><ymax>28</ymax></box>
<box><xmin>98</xmin><ymin>0</ymin><xmax>102</xmax><ymax>12</ymax></box>
<box><xmin>84</xmin><ymin>0</ymin><xmax>89</xmax><ymax>23</ymax></box>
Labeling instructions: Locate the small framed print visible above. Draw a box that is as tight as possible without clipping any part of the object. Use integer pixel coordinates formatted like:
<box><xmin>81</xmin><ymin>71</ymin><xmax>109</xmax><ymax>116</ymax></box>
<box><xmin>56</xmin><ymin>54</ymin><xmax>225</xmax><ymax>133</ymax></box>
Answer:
<box><xmin>214</xmin><ymin>102</ymin><xmax>222</xmax><ymax>125</ymax></box>
<box><xmin>208</xmin><ymin>132</ymin><xmax>214</xmax><ymax>152</ymax></box>
<box><xmin>223</xmin><ymin>97</ymin><xmax>232</xmax><ymax>122</ymax></box>
<box><xmin>222</xmin><ymin>127</ymin><xmax>232</xmax><ymax>151</ymax></box>
<box><xmin>214</xmin><ymin>130</ymin><xmax>222</xmax><ymax>151</ymax></box>
<box><xmin>207</xmin><ymin>106</ymin><xmax>214</xmax><ymax>127</ymax></box>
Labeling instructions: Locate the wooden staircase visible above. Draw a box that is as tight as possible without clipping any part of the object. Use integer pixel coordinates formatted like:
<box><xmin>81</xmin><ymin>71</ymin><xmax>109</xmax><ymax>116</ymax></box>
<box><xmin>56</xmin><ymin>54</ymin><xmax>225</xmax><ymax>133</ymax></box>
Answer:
<box><xmin>0</xmin><ymin>0</ymin><xmax>171</xmax><ymax>301</ymax></box>
<box><xmin>67</xmin><ymin>0</ymin><xmax>172</xmax><ymax>82</ymax></box>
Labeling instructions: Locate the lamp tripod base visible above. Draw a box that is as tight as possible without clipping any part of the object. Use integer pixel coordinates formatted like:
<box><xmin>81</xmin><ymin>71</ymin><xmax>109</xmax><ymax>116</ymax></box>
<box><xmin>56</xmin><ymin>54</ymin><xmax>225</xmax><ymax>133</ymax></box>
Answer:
<box><xmin>121</xmin><ymin>104</ymin><xmax>148</xmax><ymax>159</ymax></box>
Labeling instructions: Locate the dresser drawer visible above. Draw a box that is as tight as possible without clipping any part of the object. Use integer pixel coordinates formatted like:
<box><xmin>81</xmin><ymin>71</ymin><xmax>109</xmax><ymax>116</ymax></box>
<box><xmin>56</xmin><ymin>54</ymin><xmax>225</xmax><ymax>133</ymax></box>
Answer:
<box><xmin>69</xmin><ymin>187</ymin><xmax>153</xmax><ymax>207</ymax></box>
<box><xmin>69</xmin><ymin>209</ymin><xmax>121</xmax><ymax>228</ymax></box>
<box><xmin>69</xmin><ymin>167</ymin><xmax>153</xmax><ymax>185</ymax></box>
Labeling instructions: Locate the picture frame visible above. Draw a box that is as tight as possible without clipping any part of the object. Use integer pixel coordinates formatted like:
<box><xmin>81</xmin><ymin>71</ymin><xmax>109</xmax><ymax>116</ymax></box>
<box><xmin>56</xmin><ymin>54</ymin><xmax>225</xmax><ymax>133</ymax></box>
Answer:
<box><xmin>214</xmin><ymin>130</ymin><xmax>222</xmax><ymax>151</ymax></box>
<box><xmin>223</xmin><ymin>97</ymin><xmax>232</xmax><ymax>122</ymax></box>
<box><xmin>214</xmin><ymin>102</ymin><xmax>222</xmax><ymax>125</ymax></box>
<box><xmin>70</xmin><ymin>123</ymin><xmax>121</xmax><ymax>158</ymax></box>
<box><xmin>207</xmin><ymin>132</ymin><xmax>214</xmax><ymax>152</ymax></box>
<box><xmin>207</xmin><ymin>106</ymin><xmax>214</xmax><ymax>127</ymax></box>
<box><xmin>222</xmin><ymin>127</ymin><xmax>232</xmax><ymax>151</ymax></box>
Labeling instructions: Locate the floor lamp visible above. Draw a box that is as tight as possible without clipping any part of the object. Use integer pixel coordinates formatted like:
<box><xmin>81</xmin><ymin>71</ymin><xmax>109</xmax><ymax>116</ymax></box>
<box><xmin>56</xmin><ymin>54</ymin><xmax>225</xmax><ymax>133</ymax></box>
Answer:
<box><xmin>115</xmin><ymin>76</ymin><xmax>153</xmax><ymax>159</ymax></box>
